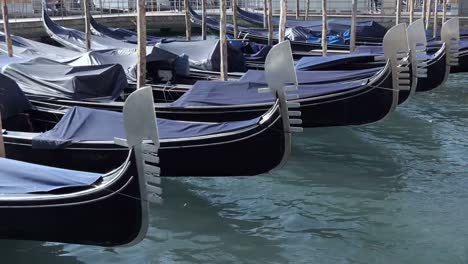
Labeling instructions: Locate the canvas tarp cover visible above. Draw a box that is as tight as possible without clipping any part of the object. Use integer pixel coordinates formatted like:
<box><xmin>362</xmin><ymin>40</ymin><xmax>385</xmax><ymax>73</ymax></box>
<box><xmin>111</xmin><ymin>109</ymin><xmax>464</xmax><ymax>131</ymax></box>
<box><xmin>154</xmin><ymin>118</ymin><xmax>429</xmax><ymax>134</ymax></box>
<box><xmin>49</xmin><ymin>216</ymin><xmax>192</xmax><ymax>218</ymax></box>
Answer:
<box><xmin>0</xmin><ymin>32</ymin><xmax>189</xmax><ymax>79</ymax></box>
<box><xmin>0</xmin><ymin>157</ymin><xmax>101</xmax><ymax>194</ymax></box>
<box><xmin>294</xmin><ymin>53</ymin><xmax>378</xmax><ymax>71</ymax></box>
<box><xmin>32</xmin><ymin>106</ymin><xmax>260</xmax><ymax>149</ymax></box>
<box><xmin>0</xmin><ymin>32</ymin><xmax>80</xmax><ymax>60</ymax></box>
<box><xmin>62</xmin><ymin>48</ymin><xmax>187</xmax><ymax>82</ymax></box>
<box><xmin>43</xmin><ymin>10</ymin><xmax>190</xmax><ymax>76</ymax></box>
<box><xmin>240</xmin><ymin>68</ymin><xmax>380</xmax><ymax>84</ymax></box>
<box><xmin>170</xmin><ymin>79</ymin><xmax>369</xmax><ymax>107</ymax></box>
<box><xmin>1</xmin><ymin>57</ymin><xmax>127</xmax><ymax>100</ymax></box>
<box><xmin>0</xmin><ymin>73</ymin><xmax>32</xmax><ymax>119</ymax></box>
<box><xmin>156</xmin><ymin>40</ymin><xmax>247</xmax><ymax>72</ymax></box>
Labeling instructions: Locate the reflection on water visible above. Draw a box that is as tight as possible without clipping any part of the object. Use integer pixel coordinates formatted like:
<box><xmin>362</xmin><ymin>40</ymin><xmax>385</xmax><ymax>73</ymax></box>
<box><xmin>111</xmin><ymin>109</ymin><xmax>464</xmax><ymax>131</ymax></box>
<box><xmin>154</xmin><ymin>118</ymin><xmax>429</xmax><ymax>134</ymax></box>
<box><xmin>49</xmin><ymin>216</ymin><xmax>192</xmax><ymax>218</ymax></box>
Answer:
<box><xmin>1</xmin><ymin>74</ymin><xmax>468</xmax><ymax>263</ymax></box>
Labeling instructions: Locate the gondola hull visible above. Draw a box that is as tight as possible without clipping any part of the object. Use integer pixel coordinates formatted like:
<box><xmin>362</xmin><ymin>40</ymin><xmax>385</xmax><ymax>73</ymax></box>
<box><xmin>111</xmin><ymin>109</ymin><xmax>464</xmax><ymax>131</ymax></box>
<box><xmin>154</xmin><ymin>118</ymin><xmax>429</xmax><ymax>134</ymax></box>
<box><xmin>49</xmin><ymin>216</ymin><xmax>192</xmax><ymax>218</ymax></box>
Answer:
<box><xmin>0</xmin><ymin>151</ymin><xmax>145</xmax><ymax>247</ymax></box>
<box><xmin>416</xmin><ymin>48</ymin><xmax>447</xmax><ymax>91</ymax></box>
<box><xmin>29</xmin><ymin>64</ymin><xmax>396</xmax><ymax>128</ymax></box>
<box><xmin>450</xmin><ymin>51</ymin><xmax>468</xmax><ymax>73</ymax></box>
<box><xmin>4</xmin><ymin>106</ymin><xmax>286</xmax><ymax>176</ymax></box>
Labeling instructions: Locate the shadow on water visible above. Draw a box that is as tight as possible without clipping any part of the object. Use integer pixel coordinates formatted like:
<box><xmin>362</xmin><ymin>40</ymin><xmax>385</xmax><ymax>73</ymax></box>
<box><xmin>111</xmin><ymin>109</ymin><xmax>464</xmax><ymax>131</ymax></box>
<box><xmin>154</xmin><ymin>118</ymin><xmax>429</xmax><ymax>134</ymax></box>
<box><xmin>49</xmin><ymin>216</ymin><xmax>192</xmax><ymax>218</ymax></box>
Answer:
<box><xmin>0</xmin><ymin>240</ymin><xmax>83</xmax><ymax>263</ymax></box>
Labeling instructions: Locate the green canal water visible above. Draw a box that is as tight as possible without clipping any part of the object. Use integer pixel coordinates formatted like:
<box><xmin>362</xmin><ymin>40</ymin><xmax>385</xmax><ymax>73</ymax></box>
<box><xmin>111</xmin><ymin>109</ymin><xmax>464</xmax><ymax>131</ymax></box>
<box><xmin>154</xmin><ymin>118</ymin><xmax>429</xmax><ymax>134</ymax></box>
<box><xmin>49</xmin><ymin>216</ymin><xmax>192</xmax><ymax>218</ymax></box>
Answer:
<box><xmin>1</xmin><ymin>73</ymin><xmax>468</xmax><ymax>263</ymax></box>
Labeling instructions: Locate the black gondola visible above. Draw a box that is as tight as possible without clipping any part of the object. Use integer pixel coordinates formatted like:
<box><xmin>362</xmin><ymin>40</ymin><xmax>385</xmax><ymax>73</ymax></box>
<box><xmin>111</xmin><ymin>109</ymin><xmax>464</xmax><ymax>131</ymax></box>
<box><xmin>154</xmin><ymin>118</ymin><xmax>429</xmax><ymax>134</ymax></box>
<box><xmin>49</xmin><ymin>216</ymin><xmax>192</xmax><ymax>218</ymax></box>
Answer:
<box><xmin>188</xmin><ymin>5</ymin><xmax>384</xmax><ymax>52</ymax></box>
<box><xmin>23</xmin><ymin>24</ymin><xmax>411</xmax><ymax>128</ymax></box>
<box><xmin>0</xmin><ymin>87</ymin><xmax>162</xmax><ymax>246</ymax></box>
<box><xmin>3</xmin><ymin>42</ymin><xmax>303</xmax><ymax>176</ymax></box>
<box><xmin>235</xmin><ymin>6</ymin><xmax>387</xmax><ymax>44</ymax></box>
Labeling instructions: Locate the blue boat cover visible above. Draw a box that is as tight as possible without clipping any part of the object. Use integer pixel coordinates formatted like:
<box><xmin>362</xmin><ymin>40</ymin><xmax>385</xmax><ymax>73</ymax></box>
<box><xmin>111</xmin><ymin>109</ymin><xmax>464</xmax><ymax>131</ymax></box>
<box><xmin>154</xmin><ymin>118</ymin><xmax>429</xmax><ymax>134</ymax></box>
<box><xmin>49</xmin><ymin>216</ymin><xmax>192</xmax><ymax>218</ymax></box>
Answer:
<box><xmin>240</xmin><ymin>68</ymin><xmax>380</xmax><ymax>84</ymax></box>
<box><xmin>353</xmin><ymin>46</ymin><xmax>384</xmax><ymax>54</ymax></box>
<box><xmin>0</xmin><ymin>32</ymin><xmax>189</xmax><ymax>79</ymax></box>
<box><xmin>43</xmin><ymin>10</ymin><xmax>190</xmax><ymax>76</ymax></box>
<box><xmin>156</xmin><ymin>40</ymin><xmax>247</xmax><ymax>72</ymax></box>
<box><xmin>0</xmin><ymin>73</ymin><xmax>32</xmax><ymax>119</ymax></box>
<box><xmin>1</xmin><ymin>57</ymin><xmax>127</xmax><ymax>101</ymax></box>
<box><xmin>294</xmin><ymin>53</ymin><xmax>378</xmax><ymax>71</ymax></box>
<box><xmin>170</xmin><ymin>79</ymin><xmax>369</xmax><ymax>107</ymax></box>
<box><xmin>32</xmin><ymin>107</ymin><xmax>260</xmax><ymax>149</ymax></box>
<box><xmin>0</xmin><ymin>157</ymin><xmax>101</xmax><ymax>194</ymax></box>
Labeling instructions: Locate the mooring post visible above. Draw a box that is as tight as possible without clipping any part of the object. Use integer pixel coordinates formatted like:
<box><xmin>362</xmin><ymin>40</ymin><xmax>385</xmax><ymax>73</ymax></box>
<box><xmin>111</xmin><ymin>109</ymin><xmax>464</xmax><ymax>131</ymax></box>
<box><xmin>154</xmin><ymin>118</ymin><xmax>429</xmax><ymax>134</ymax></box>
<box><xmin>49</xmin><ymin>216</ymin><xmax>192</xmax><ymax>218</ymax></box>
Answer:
<box><xmin>278</xmin><ymin>0</ymin><xmax>287</xmax><ymax>42</ymax></box>
<box><xmin>0</xmin><ymin>113</ymin><xmax>4</xmax><ymax>158</ymax></box>
<box><xmin>426</xmin><ymin>0</ymin><xmax>432</xmax><ymax>29</ymax></box>
<box><xmin>396</xmin><ymin>0</ymin><xmax>401</xmax><ymax>25</ymax></box>
<box><xmin>305</xmin><ymin>0</ymin><xmax>309</xmax><ymax>20</ymax></box>
<box><xmin>263</xmin><ymin>0</ymin><xmax>267</xmax><ymax>28</ymax></box>
<box><xmin>433</xmin><ymin>0</ymin><xmax>438</xmax><ymax>38</ymax></box>
<box><xmin>184</xmin><ymin>0</ymin><xmax>191</xmax><ymax>40</ymax></box>
<box><xmin>350</xmin><ymin>0</ymin><xmax>357</xmax><ymax>52</ymax></box>
<box><xmin>137</xmin><ymin>0</ymin><xmax>147</xmax><ymax>88</ymax></box>
<box><xmin>201</xmin><ymin>0</ymin><xmax>207</xmax><ymax>40</ymax></box>
<box><xmin>1</xmin><ymin>0</ymin><xmax>12</xmax><ymax>57</ymax></box>
<box><xmin>296</xmin><ymin>0</ymin><xmax>299</xmax><ymax>19</ymax></box>
<box><xmin>322</xmin><ymin>0</ymin><xmax>327</xmax><ymax>55</ymax></box>
<box><xmin>422</xmin><ymin>0</ymin><xmax>427</xmax><ymax>25</ymax></box>
<box><xmin>267</xmin><ymin>0</ymin><xmax>273</xmax><ymax>45</ymax></box>
<box><xmin>442</xmin><ymin>0</ymin><xmax>446</xmax><ymax>22</ymax></box>
<box><xmin>232</xmin><ymin>0</ymin><xmax>239</xmax><ymax>37</ymax></box>
<box><xmin>84</xmin><ymin>0</ymin><xmax>92</xmax><ymax>51</ymax></box>
<box><xmin>409</xmin><ymin>0</ymin><xmax>414</xmax><ymax>23</ymax></box>
<box><xmin>219</xmin><ymin>0</ymin><xmax>228</xmax><ymax>81</ymax></box>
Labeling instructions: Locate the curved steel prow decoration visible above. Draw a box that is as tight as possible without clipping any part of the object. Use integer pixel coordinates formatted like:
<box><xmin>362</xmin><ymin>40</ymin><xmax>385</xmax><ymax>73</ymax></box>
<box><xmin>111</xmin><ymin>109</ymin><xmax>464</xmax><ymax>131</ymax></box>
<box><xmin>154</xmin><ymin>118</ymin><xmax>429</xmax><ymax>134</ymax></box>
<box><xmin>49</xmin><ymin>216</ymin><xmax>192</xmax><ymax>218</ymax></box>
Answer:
<box><xmin>259</xmin><ymin>40</ymin><xmax>302</xmax><ymax>171</ymax></box>
<box><xmin>382</xmin><ymin>23</ymin><xmax>411</xmax><ymax>107</ymax></box>
<box><xmin>407</xmin><ymin>19</ymin><xmax>428</xmax><ymax>92</ymax></box>
<box><xmin>114</xmin><ymin>86</ymin><xmax>161</xmax><ymax>246</ymax></box>
<box><xmin>441</xmin><ymin>18</ymin><xmax>460</xmax><ymax>82</ymax></box>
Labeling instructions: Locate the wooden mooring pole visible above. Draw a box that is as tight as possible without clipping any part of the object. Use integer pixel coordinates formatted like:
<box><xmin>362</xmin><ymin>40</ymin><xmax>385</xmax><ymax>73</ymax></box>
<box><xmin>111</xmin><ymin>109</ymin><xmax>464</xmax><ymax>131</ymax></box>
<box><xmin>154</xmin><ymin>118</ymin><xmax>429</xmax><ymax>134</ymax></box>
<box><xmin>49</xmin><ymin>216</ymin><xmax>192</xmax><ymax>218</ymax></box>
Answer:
<box><xmin>84</xmin><ymin>0</ymin><xmax>91</xmax><ymax>51</ymax></box>
<box><xmin>426</xmin><ymin>0</ymin><xmax>432</xmax><ymax>29</ymax></box>
<box><xmin>278</xmin><ymin>0</ymin><xmax>287</xmax><ymax>42</ymax></box>
<box><xmin>296</xmin><ymin>0</ymin><xmax>299</xmax><ymax>19</ymax></box>
<box><xmin>137</xmin><ymin>0</ymin><xmax>147</xmax><ymax>88</ymax></box>
<box><xmin>321</xmin><ymin>0</ymin><xmax>327</xmax><ymax>55</ymax></box>
<box><xmin>396</xmin><ymin>0</ymin><xmax>401</xmax><ymax>25</ymax></box>
<box><xmin>1</xmin><ymin>0</ymin><xmax>12</xmax><ymax>57</ymax></box>
<box><xmin>267</xmin><ymin>0</ymin><xmax>273</xmax><ymax>45</ymax></box>
<box><xmin>184</xmin><ymin>0</ymin><xmax>191</xmax><ymax>40</ymax></box>
<box><xmin>219</xmin><ymin>0</ymin><xmax>228</xmax><ymax>81</ymax></box>
<box><xmin>350</xmin><ymin>0</ymin><xmax>357</xmax><ymax>52</ymax></box>
<box><xmin>442</xmin><ymin>0</ymin><xmax>447</xmax><ymax>22</ymax></box>
<box><xmin>305</xmin><ymin>0</ymin><xmax>310</xmax><ymax>20</ymax></box>
<box><xmin>422</xmin><ymin>0</ymin><xmax>427</xmax><ymax>25</ymax></box>
<box><xmin>232</xmin><ymin>0</ymin><xmax>239</xmax><ymax>37</ymax></box>
<box><xmin>409</xmin><ymin>0</ymin><xmax>414</xmax><ymax>23</ymax></box>
<box><xmin>201</xmin><ymin>0</ymin><xmax>207</xmax><ymax>40</ymax></box>
<box><xmin>433</xmin><ymin>0</ymin><xmax>438</xmax><ymax>38</ymax></box>
<box><xmin>263</xmin><ymin>0</ymin><xmax>267</xmax><ymax>28</ymax></box>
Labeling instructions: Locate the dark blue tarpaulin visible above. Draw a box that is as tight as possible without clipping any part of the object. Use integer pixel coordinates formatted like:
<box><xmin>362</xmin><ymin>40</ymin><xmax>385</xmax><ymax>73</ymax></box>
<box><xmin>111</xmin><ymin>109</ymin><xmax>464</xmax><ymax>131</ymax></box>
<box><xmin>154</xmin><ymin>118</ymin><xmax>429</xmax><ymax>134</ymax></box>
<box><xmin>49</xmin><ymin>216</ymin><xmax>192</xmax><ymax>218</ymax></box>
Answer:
<box><xmin>32</xmin><ymin>107</ymin><xmax>260</xmax><ymax>149</ymax></box>
<box><xmin>294</xmin><ymin>53</ymin><xmax>378</xmax><ymax>71</ymax></box>
<box><xmin>241</xmin><ymin>68</ymin><xmax>380</xmax><ymax>84</ymax></box>
<box><xmin>0</xmin><ymin>157</ymin><xmax>101</xmax><ymax>194</ymax></box>
<box><xmin>0</xmin><ymin>73</ymin><xmax>32</xmax><ymax>119</ymax></box>
<box><xmin>1</xmin><ymin>57</ymin><xmax>128</xmax><ymax>101</ymax></box>
<box><xmin>170</xmin><ymin>79</ymin><xmax>369</xmax><ymax>107</ymax></box>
